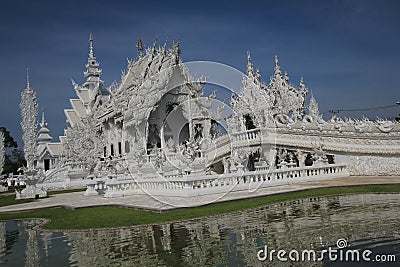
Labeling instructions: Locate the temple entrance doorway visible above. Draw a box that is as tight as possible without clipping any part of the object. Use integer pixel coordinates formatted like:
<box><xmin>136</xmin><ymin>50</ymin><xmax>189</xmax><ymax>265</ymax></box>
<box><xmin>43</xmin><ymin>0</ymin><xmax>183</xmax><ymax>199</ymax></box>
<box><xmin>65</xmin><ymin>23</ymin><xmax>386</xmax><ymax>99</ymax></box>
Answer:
<box><xmin>44</xmin><ymin>159</ymin><xmax>50</xmax><ymax>171</ymax></box>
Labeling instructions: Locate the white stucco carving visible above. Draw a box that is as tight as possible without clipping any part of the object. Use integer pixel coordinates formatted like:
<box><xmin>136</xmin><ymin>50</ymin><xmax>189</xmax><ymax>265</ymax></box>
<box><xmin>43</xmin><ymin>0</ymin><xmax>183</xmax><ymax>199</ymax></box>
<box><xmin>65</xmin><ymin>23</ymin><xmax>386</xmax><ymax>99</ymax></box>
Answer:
<box><xmin>20</xmin><ymin>70</ymin><xmax>38</xmax><ymax>170</ymax></box>
<box><xmin>347</xmin><ymin>155</ymin><xmax>400</xmax><ymax>176</ymax></box>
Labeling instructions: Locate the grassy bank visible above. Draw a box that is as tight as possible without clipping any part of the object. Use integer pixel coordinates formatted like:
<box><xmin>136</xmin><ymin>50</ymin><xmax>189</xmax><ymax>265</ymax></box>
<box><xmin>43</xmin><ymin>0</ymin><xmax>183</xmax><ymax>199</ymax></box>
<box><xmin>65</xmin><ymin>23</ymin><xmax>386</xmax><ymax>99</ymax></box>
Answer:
<box><xmin>0</xmin><ymin>184</ymin><xmax>399</xmax><ymax>230</ymax></box>
<box><xmin>0</xmin><ymin>194</ymin><xmax>33</xmax><ymax>207</ymax></box>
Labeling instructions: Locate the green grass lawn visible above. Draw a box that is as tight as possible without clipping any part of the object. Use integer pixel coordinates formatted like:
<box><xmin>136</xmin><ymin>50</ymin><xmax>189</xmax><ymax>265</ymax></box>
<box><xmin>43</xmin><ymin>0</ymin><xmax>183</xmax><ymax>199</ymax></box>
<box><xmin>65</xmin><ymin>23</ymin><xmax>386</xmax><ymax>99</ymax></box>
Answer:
<box><xmin>0</xmin><ymin>184</ymin><xmax>399</xmax><ymax>230</ymax></box>
<box><xmin>0</xmin><ymin>194</ymin><xmax>33</xmax><ymax>207</ymax></box>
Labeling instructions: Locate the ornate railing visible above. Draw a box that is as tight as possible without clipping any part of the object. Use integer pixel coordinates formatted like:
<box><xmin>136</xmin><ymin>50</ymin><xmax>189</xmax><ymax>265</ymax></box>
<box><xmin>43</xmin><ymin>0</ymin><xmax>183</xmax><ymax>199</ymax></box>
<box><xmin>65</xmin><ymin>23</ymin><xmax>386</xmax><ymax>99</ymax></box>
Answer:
<box><xmin>231</xmin><ymin>128</ymin><xmax>261</xmax><ymax>142</ymax></box>
<box><xmin>86</xmin><ymin>163</ymin><xmax>348</xmax><ymax>198</ymax></box>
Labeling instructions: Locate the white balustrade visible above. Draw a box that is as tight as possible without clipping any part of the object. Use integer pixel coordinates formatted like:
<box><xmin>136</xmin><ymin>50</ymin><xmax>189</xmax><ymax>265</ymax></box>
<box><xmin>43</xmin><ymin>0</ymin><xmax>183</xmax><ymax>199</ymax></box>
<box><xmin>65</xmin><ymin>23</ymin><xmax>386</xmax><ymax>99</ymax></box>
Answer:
<box><xmin>87</xmin><ymin>164</ymin><xmax>348</xmax><ymax>198</ymax></box>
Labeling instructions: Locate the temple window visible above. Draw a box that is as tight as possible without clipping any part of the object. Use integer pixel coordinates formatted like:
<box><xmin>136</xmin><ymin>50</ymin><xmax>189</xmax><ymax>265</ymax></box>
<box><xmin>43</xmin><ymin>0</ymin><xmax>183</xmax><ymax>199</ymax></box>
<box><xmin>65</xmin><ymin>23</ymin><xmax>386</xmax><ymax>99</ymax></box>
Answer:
<box><xmin>125</xmin><ymin>141</ymin><xmax>130</xmax><ymax>153</ymax></box>
<box><xmin>118</xmin><ymin>142</ymin><xmax>122</xmax><ymax>155</ymax></box>
<box><xmin>194</xmin><ymin>124</ymin><xmax>203</xmax><ymax>140</ymax></box>
<box><xmin>305</xmin><ymin>153</ymin><xmax>314</xmax><ymax>166</ymax></box>
<box><xmin>44</xmin><ymin>159</ymin><xmax>50</xmax><ymax>171</ymax></box>
<box><xmin>327</xmin><ymin>155</ymin><xmax>335</xmax><ymax>164</ymax></box>
<box><xmin>244</xmin><ymin>114</ymin><xmax>256</xmax><ymax>130</ymax></box>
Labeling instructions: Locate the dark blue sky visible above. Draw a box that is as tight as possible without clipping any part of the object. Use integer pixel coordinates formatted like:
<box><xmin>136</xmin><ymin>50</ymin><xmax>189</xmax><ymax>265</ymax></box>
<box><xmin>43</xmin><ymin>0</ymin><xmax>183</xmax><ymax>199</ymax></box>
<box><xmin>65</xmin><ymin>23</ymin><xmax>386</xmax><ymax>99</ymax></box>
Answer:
<box><xmin>1</xmin><ymin>0</ymin><xmax>399</xmax><ymax>146</ymax></box>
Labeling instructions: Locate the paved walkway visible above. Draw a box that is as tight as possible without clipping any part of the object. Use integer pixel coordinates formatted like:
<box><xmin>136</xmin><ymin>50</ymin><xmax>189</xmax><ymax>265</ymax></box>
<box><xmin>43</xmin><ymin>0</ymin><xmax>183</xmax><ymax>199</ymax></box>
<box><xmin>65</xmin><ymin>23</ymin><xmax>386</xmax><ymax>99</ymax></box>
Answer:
<box><xmin>0</xmin><ymin>176</ymin><xmax>399</xmax><ymax>212</ymax></box>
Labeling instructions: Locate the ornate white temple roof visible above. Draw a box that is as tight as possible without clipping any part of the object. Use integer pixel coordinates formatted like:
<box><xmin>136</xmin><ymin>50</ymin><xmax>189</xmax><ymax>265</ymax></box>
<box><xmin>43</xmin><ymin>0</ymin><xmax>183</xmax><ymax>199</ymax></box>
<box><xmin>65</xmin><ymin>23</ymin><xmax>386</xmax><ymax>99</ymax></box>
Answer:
<box><xmin>70</xmin><ymin>99</ymin><xmax>87</xmax><ymax>119</ymax></box>
<box><xmin>64</xmin><ymin>33</ymin><xmax>111</xmax><ymax>130</ymax></box>
<box><xmin>64</xmin><ymin>109</ymin><xmax>83</xmax><ymax>128</ymax></box>
<box><xmin>36</xmin><ymin>142</ymin><xmax>63</xmax><ymax>159</ymax></box>
<box><xmin>46</xmin><ymin>143</ymin><xmax>63</xmax><ymax>156</ymax></box>
<box><xmin>98</xmin><ymin>39</ymin><xmax>197</xmax><ymax>129</ymax></box>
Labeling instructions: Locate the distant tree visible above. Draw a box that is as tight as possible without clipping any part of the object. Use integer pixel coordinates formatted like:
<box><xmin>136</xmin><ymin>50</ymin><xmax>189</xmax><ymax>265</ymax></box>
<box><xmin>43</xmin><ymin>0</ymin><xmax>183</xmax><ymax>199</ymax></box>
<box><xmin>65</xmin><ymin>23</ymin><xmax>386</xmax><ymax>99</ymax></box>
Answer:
<box><xmin>0</xmin><ymin>127</ymin><xmax>18</xmax><ymax>148</ymax></box>
<box><xmin>0</xmin><ymin>127</ymin><xmax>26</xmax><ymax>176</ymax></box>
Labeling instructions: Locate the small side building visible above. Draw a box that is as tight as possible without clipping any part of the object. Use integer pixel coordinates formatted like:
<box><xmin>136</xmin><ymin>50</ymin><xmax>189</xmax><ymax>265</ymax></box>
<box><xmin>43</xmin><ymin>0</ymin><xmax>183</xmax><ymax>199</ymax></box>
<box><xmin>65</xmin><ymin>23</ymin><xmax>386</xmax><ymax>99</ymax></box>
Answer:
<box><xmin>35</xmin><ymin>111</ymin><xmax>63</xmax><ymax>171</ymax></box>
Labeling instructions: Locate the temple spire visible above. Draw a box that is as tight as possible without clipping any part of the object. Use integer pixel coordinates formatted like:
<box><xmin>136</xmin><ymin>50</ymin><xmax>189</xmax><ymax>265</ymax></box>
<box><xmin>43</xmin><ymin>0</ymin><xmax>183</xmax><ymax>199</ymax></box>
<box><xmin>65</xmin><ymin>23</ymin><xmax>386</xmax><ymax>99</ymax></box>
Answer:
<box><xmin>300</xmin><ymin>76</ymin><xmax>307</xmax><ymax>91</ymax></box>
<box><xmin>255</xmin><ymin>69</ymin><xmax>261</xmax><ymax>82</ymax></box>
<box><xmin>284</xmin><ymin>71</ymin><xmax>289</xmax><ymax>83</ymax></box>
<box><xmin>26</xmin><ymin>68</ymin><xmax>32</xmax><ymax>92</ymax></box>
<box><xmin>83</xmin><ymin>32</ymin><xmax>103</xmax><ymax>90</ymax></box>
<box><xmin>299</xmin><ymin>76</ymin><xmax>308</xmax><ymax>96</ymax></box>
<box><xmin>151</xmin><ymin>38</ymin><xmax>157</xmax><ymax>55</ymax></box>
<box><xmin>274</xmin><ymin>55</ymin><xmax>282</xmax><ymax>76</ymax></box>
<box><xmin>40</xmin><ymin>108</ymin><xmax>46</xmax><ymax>128</ymax></box>
<box><xmin>246</xmin><ymin>51</ymin><xmax>255</xmax><ymax>77</ymax></box>
<box><xmin>136</xmin><ymin>35</ymin><xmax>144</xmax><ymax>56</ymax></box>
<box><xmin>308</xmin><ymin>92</ymin><xmax>320</xmax><ymax>121</ymax></box>
<box><xmin>37</xmin><ymin>108</ymin><xmax>52</xmax><ymax>145</ymax></box>
<box><xmin>89</xmin><ymin>32</ymin><xmax>95</xmax><ymax>58</ymax></box>
<box><xmin>172</xmin><ymin>40</ymin><xmax>181</xmax><ymax>64</ymax></box>
<box><xmin>20</xmin><ymin>71</ymin><xmax>39</xmax><ymax>169</ymax></box>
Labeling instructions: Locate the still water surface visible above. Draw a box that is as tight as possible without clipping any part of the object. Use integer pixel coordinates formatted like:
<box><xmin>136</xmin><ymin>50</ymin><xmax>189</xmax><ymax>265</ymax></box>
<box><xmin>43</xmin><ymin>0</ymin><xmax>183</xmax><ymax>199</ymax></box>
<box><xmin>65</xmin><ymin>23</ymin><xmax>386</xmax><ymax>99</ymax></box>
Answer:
<box><xmin>0</xmin><ymin>193</ymin><xmax>399</xmax><ymax>266</ymax></box>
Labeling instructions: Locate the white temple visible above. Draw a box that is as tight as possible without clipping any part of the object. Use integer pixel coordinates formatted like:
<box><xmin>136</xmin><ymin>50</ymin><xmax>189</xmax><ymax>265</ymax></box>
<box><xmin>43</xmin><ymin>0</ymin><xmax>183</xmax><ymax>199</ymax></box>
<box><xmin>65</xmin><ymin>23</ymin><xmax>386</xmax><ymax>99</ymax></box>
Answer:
<box><xmin>19</xmin><ymin>34</ymin><xmax>400</xmax><ymax>201</ymax></box>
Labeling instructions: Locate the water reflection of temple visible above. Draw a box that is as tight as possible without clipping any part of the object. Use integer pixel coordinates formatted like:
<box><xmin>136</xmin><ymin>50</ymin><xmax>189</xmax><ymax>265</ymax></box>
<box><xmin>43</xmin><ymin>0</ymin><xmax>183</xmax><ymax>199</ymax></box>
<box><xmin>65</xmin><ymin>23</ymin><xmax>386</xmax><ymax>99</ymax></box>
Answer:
<box><xmin>61</xmin><ymin>193</ymin><xmax>399</xmax><ymax>266</ymax></box>
<box><xmin>0</xmin><ymin>222</ymin><xmax>5</xmax><ymax>260</ymax></box>
<box><xmin>0</xmin><ymin>194</ymin><xmax>398</xmax><ymax>265</ymax></box>
<box><xmin>24</xmin><ymin>221</ymin><xmax>40</xmax><ymax>267</ymax></box>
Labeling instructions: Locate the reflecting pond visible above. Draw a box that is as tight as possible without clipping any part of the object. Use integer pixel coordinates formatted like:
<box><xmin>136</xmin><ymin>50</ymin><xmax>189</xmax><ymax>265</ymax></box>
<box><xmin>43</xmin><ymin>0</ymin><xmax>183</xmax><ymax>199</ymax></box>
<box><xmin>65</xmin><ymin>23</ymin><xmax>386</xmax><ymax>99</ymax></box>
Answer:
<box><xmin>0</xmin><ymin>193</ymin><xmax>399</xmax><ymax>266</ymax></box>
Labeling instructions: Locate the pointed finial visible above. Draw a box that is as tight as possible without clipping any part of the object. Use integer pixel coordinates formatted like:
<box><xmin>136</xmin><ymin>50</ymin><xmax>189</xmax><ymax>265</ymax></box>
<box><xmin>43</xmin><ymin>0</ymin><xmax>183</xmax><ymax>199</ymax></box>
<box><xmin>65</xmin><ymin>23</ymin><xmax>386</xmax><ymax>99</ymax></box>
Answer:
<box><xmin>136</xmin><ymin>35</ymin><xmax>144</xmax><ymax>53</ymax></box>
<box><xmin>172</xmin><ymin>39</ymin><xmax>181</xmax><ymax>58</ymax></box>
<box><xmin>256</xmin><ymin>69</ymin><xmax>261</xmax><ymax>81</ymax></box>
<box><xmin>308</xmin><ymin>90</ymin><xmax>320</xmax><ymax>119</ymax></box>
<box><xmin>284</xmin><ymin>71</ymin><xmax>289</xmax><ymax>82</ymax></box>
<box><xmin>246</xmin><ymin>51</ymin><xmax>254</xmax><ymax>77</ymax></box>
<box><xmin>247</xmin><ymin>51</ymin><xmax>252</xmax><ymax>62</ymax></box>
<box><xmin>84</xmin><ymin>32</ymin><xmax>102</xmax><ymax>84</ymax></box>
<box><xmin>160</xmin><ymin>39</ymin><xmax>167</xmax><ymax>55</ymax></box>
<box><xmin>308</xmin><ymin>90</ymin><xmax>316</xmax><ymax>106</ymax></box>
<box><xmin>26</xmin><ymin>67</ymin><xmax>33</xmax><ymax>92</ymax></box>
<box><xmin>152</xmin><ymin>36</ymin><xmax>158</xmax><ymax>51</ymax></box>
<box><xmin>300</xmin><ymin>76</ymin><xmax>308</xmax><ymax>94</ymax></box>
<box><xmin>163</xmin><ymin>37</ymin><xmax>167</xmax><ymax>48</ymax></box>
<box><xmin>89</xmin><ymin>32</ymin><xmax>94</xmax><ymax>58</ymax></box>
<box><xmin>26</xmin><ymin>67</ymin><xmax>30</xmax><ymax>88</ymax></box>
<box><xmin>40</xmin><ymin>108</ymin><xmax>46</xmax><ymax>127</ymax></box>
<box><xmin>274</xmin><ymin>55</ymin><xmax>282</xmax><ymax>76</ymax></box>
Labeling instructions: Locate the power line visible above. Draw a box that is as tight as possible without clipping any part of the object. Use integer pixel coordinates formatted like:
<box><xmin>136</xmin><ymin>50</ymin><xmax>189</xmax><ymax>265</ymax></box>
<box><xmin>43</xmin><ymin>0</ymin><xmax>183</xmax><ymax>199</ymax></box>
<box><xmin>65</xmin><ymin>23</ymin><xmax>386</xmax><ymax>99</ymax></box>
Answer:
<box><xmin>328</xmin><ymin>104</ymin><xmax>398</xmax><ymax>114</ymax></box>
